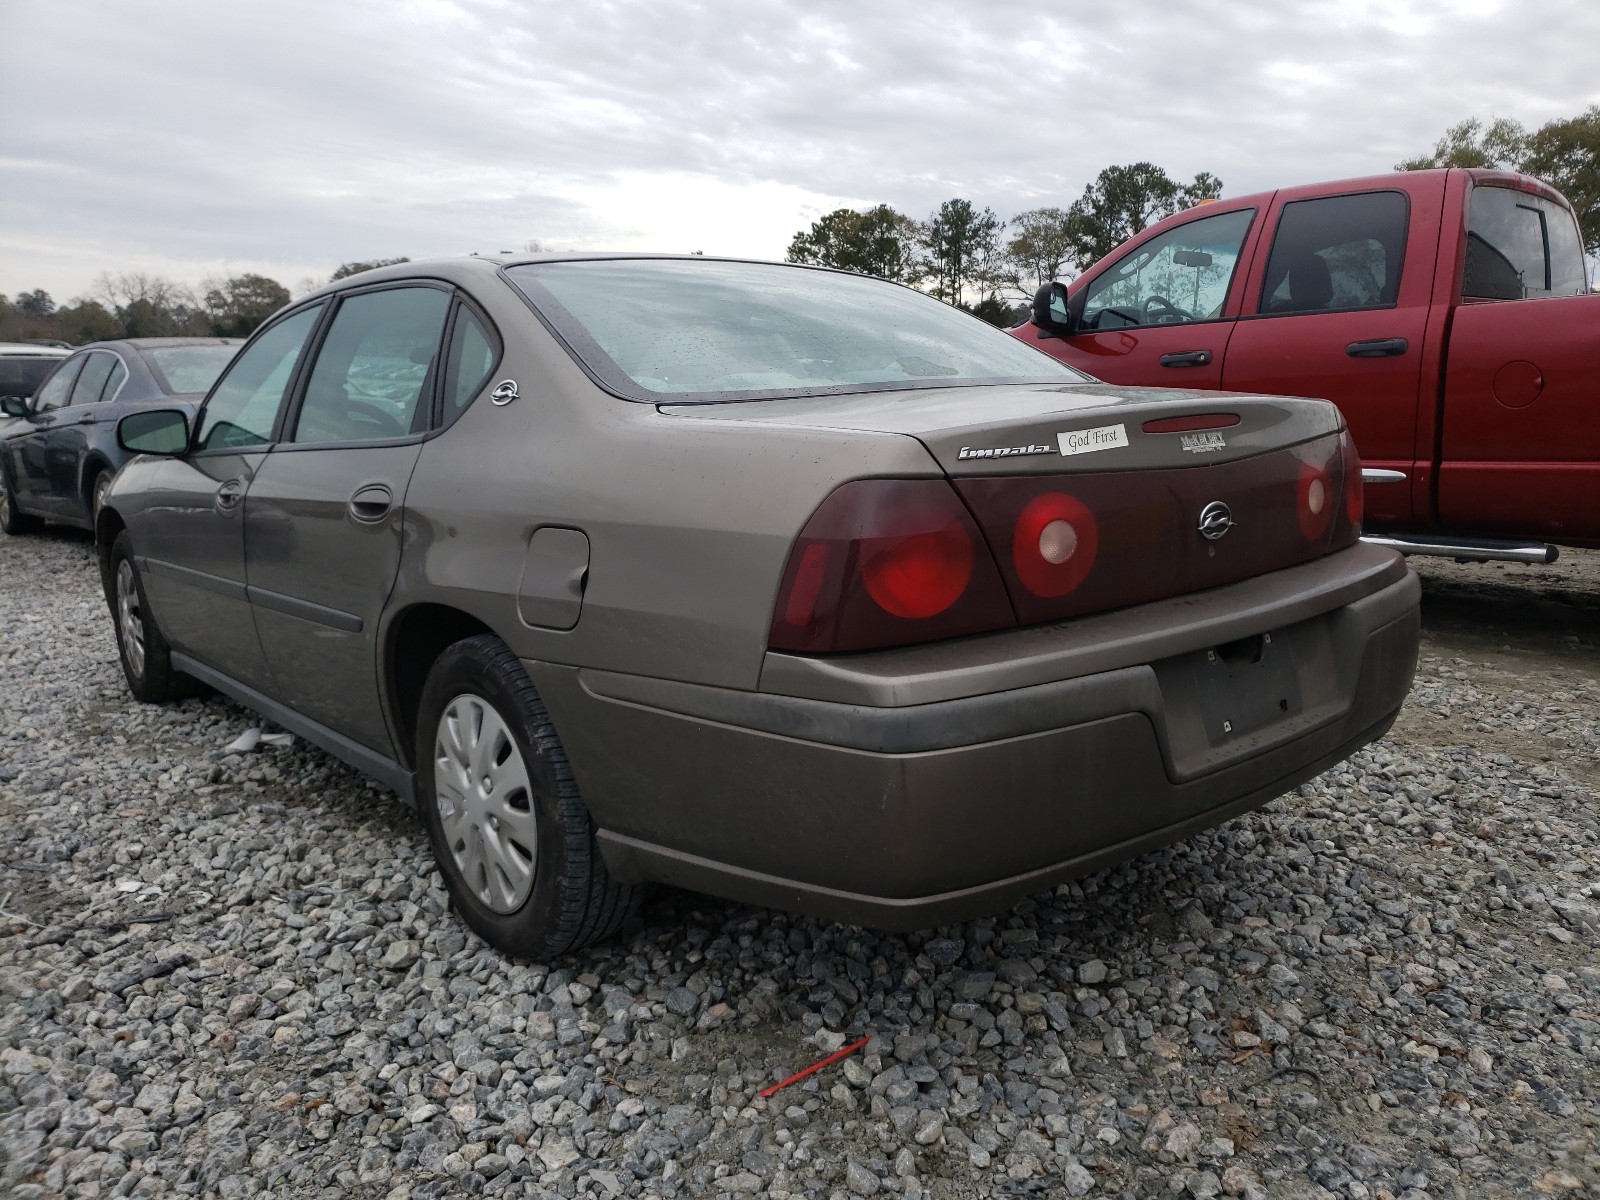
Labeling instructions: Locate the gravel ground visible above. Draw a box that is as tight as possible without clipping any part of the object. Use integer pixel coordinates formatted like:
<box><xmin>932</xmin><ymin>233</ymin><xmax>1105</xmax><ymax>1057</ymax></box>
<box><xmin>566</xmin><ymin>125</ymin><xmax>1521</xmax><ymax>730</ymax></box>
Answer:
<box><xmin>1</xmin><ymin>530</ymin><xmax>1597</xmax><ymax>1200</ymax></box>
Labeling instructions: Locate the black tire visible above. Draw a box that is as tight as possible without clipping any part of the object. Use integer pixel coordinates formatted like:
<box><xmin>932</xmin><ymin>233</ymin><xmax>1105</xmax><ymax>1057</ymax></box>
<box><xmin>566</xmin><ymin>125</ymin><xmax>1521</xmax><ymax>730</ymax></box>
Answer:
<box><xmin>0</xmin><ymin>479</ymin><xmax>41</xmax><ymax>535</ymax></box>
<box><xmin>416</xmin><ymin>634</ymin><xmax>640</xmax><ymax>957</ymax></box>
<box><xmin>107</xmin><ymin>531</ymin><xmax>197</xmax><ymax>703</ymax></box>
<box><xmin>90</xmin><ymin>469</ymin><xmax>114</xmax><ymax>525</ymax></box>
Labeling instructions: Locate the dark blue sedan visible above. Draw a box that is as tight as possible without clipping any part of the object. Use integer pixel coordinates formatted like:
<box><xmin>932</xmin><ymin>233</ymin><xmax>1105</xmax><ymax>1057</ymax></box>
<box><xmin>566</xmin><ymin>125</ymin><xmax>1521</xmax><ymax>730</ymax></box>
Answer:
<box><xmin>0</xmin><ymin>338</ymin><xmax>240</xmax><ymax>534</ymax></box>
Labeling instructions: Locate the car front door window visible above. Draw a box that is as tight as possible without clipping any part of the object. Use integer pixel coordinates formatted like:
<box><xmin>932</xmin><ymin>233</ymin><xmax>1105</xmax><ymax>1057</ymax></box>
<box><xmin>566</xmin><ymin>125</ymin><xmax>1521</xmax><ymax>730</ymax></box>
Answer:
<box><xmin>197</xmin><ymin>305</ymin><xmax>324</xmax><ymax>451</ymax></box>
<box><xmin>32</xmin><ymin>358</ymin><xmax>83</xmax><ymax>412</ymax></box>
<box><xmin>1081</xmin><ymin>208</ymin><xmax>1255</xmax><ymax>329</ymax></box>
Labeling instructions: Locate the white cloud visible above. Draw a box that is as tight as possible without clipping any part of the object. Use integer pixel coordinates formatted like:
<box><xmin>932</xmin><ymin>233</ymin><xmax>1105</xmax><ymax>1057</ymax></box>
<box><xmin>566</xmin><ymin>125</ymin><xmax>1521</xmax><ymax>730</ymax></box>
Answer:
<box><xmin>2</xmin><ymin>0</ymin><xmax>1597</xmax><ymax>300</ymax></box>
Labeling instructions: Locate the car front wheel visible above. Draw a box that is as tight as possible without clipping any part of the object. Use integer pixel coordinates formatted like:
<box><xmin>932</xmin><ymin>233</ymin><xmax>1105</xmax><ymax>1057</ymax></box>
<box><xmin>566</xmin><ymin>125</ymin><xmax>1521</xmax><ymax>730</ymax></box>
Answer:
<box><xmin>416</xmin><ymin>634</ymin><xmax>640</xmax><ymax>957</ymax></box>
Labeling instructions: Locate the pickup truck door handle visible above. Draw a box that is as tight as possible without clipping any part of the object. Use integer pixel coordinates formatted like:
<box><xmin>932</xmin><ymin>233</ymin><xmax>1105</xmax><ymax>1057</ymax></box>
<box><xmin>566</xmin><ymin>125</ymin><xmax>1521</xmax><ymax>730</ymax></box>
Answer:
<box><xmin>1346</xmin><ymin>337</ymin><xmax>1409</xmax><ymax>358</ymax></box>
<box><xmin>348</xmin><ymin>483</ymin><xmax>393</xmax><ymax>524</ymax></box>
<box><xmin>1158</xmin><ymin>350</ymin><xmax>1213</xmax><ymax>368</ymax></box>
<box><xmin>214</xmin><ymin>477</ymin><xmax>246</xmax><ymax>512</ymax></box>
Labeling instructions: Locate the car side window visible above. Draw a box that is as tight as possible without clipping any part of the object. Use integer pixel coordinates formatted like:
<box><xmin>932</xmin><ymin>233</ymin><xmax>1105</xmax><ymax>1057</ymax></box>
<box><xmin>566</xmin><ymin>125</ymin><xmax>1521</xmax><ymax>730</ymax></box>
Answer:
<box><xmin>1080</xmin><ymin>208</ymin><xmax>1255</xmax><ymax>330</ymax></box>
<box><xmin>292</xmin><ymin>286</ymin><xmax>451</xmax><ymax>444</ymax></box>
<box><xmin>197</xmin><ymin>305</ymin><xmax>324</xmax><ymax>452</ymax></box>
<box><xmin>1260</xmin><ymin>191</ymin><xmax>1409</xmax><ymax>316</ymax></box>
<box><xmin>441</xmin><ymin>304</ymin><xmax>500</xmax><ymax>421</ymax></box>
<box><xmin>1465</xmin><ymin>186</ymin><xmax>1589</xmax><ymax>300</ymax></box>
<box><xmin>99</xmin><ymin>357</ymin><xmax>128</xmax><ymax>403</ymax></box>
<box><xmin>32</xmin><ymin>357</ymin><xmax>83</xmax><ymax>412</ymax></box>
<box><xmin>69</xmin><ymin>353</ymin><xmax>116</xmax><ymax>406</ymax></box>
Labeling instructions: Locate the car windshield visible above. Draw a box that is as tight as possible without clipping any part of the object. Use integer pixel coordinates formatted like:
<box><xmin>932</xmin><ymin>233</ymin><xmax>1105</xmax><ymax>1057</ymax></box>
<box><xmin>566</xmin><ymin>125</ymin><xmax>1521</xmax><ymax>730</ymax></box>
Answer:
<box><xmin>145</xmin><ymin>345</ymin><xmax>239</xmax><ymax>395</ymax></box>
<box><xmin>0</xmin><ymin>356</ymin><xmax>66</xmax><ymax>399</ymax></box>
<box><xmin>505</xmin><ymin>259</ymin><xmax>1090</xmax><ymax>402</ymax></box>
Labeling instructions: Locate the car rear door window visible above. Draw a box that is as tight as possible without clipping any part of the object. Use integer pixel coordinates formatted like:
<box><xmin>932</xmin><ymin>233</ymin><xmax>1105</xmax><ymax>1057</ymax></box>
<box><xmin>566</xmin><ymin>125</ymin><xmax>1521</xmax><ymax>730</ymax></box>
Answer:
<box><xmin>1465</xmin><ymin>186</ymin><xmax>1588</xmax><ymax>299</ymax></box>
<box><xmin>1080</xmin><ymin>208</ymin><xmax>1256</xmax><ymax>330</ymax></box>
<box><xmin>1260</xmin><ymin>191</ymin><xmax>1409</xmax><ymax>315</ymax></box>
<box><xmin>292</xmin><ymin>287</ymin><xmax>450</xmax><ymax>443</ymax></box>
<box><xmin>69</xmin><ymin>352</ymin><xmax>116</xmax><ymax>406</ymax></box>
<box><xmin>197</xmin><ymin>305</ymin><xmax>324</xmax><ymax>451</ymax></box>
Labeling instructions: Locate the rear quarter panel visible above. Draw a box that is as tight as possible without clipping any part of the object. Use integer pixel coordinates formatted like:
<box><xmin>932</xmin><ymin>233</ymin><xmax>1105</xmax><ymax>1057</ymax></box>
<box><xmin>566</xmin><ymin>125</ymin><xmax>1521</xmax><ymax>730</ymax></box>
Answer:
<box><xmin>392</xmin><ymin>284</ymin><xmax>942</xmax><ymax>692</ymax></box>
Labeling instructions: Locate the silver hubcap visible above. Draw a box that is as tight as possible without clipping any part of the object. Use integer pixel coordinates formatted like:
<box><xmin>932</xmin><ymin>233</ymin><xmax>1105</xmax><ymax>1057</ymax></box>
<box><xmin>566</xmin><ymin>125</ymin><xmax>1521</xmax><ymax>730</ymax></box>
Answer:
<box><xmin>94</xmin><ymin>475</ymin><xmax>111</xmax><ymax>518</ymax></box>
<box><xmin>116</xmin><ymin>560</ymin><xmax>146</xmax><ymax>679</ymax></box>
<box><xmin>433</xmin><ymin>694</ymin><xmax>538</xmax><ymax>913</ymax></box>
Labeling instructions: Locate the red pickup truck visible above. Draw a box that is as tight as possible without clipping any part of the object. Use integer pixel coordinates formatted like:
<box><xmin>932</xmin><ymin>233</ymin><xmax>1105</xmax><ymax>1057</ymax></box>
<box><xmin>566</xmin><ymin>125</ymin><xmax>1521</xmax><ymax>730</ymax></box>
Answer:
<box><xmin>1014</xmin><ymin>168</ymin><xmax>1597</xmax><ymax>562</ymax></box>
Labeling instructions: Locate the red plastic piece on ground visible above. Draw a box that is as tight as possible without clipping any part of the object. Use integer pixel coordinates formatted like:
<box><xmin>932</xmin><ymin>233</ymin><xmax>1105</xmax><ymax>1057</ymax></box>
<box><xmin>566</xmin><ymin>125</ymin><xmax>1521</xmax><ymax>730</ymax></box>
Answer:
<box><xmin>758</xmin><ymin>1035</ymin><xmax>873</xmax><ymax>1100</ymax></box>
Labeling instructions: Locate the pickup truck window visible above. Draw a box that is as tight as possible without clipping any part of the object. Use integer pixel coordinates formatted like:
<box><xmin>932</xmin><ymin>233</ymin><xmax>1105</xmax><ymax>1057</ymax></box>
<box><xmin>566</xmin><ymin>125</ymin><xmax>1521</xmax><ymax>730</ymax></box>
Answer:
<box><xmin>1464</xmin><ymin>186</ymin><xmax>1587</xmax><ymax>300</ymax></box>
<box><xmin>1079</xmin><ymin>208</ymin><xmax>1254</xmax><ymax>330</ymax></box>
<box><xmin>1260</xmin><ymin>191</ymin><xmax>1408</xmax><ymax>316</ymax></box>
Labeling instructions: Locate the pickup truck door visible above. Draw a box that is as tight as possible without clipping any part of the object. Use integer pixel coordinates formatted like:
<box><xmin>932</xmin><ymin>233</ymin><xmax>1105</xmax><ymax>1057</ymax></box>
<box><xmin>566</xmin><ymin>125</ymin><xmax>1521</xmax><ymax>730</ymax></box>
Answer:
<box><xmin>1438</xmin><ymin>183</ymin><xmax>1600</xmax><ymax>542</ymax></box>
<box><xmin>1013</xmin><ymin>204</ymin><xmax>1261</xmax><ymax>389</ymax></box>
<box><xmin>1222</xmin><ymin>177</ymin><xmax>1447</xmax><ymax>526</ymax></box>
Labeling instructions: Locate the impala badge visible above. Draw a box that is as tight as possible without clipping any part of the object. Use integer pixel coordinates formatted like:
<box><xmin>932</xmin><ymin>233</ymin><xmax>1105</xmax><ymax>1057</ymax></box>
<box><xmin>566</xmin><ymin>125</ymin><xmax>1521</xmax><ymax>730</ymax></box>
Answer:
<box><xmin>1197</xmin><ymin>501</ymin><xmax>1234</xmax><ymax>541</ymax></box>
<box><xmin>490</xmin><ymin>380</ymin><xmax>519</xmax><ymax>406</ymax></box>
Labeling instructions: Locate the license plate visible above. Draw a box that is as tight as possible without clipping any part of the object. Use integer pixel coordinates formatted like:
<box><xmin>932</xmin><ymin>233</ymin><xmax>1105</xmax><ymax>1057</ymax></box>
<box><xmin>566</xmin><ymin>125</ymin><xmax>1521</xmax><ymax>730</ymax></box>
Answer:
<box><xmin>1188</xmin><ymin>631</ymin><xmax>1303</xmax><ymax>744</ymax></box>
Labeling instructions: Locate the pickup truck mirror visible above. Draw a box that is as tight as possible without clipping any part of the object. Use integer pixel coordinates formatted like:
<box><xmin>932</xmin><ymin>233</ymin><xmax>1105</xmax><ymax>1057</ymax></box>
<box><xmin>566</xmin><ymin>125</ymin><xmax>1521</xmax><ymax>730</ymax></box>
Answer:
<box><xmin>118</xmin><ymin>408</ymin><xmax>191</xmax><ymax>456</ymax></box>
<box><xmin>1031</xmin><ymin>281</ymin><xmax>1076</xmax><ymax>337</ymax></box>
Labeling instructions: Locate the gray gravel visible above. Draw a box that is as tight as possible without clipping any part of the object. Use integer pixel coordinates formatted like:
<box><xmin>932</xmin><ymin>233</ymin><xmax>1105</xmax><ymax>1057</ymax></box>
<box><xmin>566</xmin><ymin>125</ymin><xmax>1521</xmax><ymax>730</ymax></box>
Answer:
<box><xmin>2</xmin><ymin>530</ymin><xmax>1598</xmax><ymax>1199</ymax></box>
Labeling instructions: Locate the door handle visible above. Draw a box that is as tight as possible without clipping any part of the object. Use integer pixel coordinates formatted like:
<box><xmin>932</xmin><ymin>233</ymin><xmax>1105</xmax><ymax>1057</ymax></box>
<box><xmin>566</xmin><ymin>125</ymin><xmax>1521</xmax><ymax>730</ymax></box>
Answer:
<box><xmin>73</xmin><ymin>414</ymin><xmax>99</xmax><ymax>426</ymax></box>
<box><xmin>348</xmin><ymin>483</ymin><xmax>393</xmax><ymax>524</ymax></box>
<box><xmin>1158</xmin><ymin>350</ymin><xmax>1212</xmax><ymax>368</ymax></box>
<box><xmin>1346</xmin><ymin>337</ymin><xmax>1408</xmax><ymax>358</ymax></box>
<box><xmin>215</xmin><ymin>478</ymin><xmax>246</xmax><ymax>511</ymax></box>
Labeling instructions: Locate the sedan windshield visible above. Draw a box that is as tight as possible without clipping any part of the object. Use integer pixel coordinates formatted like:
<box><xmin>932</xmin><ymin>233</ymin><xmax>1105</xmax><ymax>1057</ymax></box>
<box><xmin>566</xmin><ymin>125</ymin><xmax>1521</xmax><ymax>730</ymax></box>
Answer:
<box><xmin>505</xmin><ymin>259</ymin><xmax>1091</xmax><ymax>402</ymax></box>
<box><xmin>146</xmin><ymin>345</ymin><xmax>239</xmax><ymax>395</ymax></box>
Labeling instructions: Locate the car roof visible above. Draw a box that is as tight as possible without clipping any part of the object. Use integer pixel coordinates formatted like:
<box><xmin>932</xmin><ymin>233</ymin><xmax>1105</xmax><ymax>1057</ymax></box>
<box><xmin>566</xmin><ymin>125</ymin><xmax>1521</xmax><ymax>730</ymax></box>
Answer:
<box><xmin>78</xmin><ymin>337</ymin><xmax>242</xmax><ymax>353</ymax></box>
<box><xmin>296</xmin><ymin>252</ymin><xmax>839</xmax><ymax>305</ymax></box>
<box><xmin>0</xmin><ymin>342</ymin><xmax>72</xmax><ymax>357</ymax></box>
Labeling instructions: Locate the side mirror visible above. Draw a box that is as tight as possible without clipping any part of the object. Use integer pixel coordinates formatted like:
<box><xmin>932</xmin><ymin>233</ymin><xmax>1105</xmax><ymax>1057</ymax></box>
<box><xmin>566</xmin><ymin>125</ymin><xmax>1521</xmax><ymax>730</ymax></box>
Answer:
<box><xmin>1</xmin><ymin>396</ymin><xmax>30</xmax><ymax>418</ymax></box>
<box><xmin>119</xmin><ymin>408</ymin><xmax>191</xmax><ymax>456</ymax></box>
<box><xmin>1031</xmin><ymin>281</ymin><xmax>1075</xmax><ymax>337</ymax></box>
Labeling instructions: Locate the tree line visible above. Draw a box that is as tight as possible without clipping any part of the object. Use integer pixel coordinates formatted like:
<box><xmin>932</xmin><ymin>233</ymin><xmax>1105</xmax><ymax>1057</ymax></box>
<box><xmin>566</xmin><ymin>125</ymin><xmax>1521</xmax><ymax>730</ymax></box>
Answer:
<box><xmin>785</xmin><ymin>163</ymin><xmax>1224</xmax><ymax>325</ymax></box>
<box><xmin>0</xmin><ymin>258</ymin><xmax>410</xmax><ymax>347</ymax></box>
<box><xmin>7</xmin><ymin>108</ymin><xmax>1596</xmax><ymax>348</ymax></box>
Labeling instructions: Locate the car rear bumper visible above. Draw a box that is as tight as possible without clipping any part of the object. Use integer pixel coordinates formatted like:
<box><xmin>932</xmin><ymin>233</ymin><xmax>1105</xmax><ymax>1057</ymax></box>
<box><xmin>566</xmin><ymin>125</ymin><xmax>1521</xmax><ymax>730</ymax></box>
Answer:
<box><xmin>529</xmin><ymin>542</ymin><xmax>1420</xmax><ymax>930</ymax></box>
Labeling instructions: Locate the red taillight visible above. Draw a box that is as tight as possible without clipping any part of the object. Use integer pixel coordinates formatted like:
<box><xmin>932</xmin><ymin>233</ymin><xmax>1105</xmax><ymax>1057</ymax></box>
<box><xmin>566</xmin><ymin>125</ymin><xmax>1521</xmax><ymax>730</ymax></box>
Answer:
<box><xmin>861</xmin><ymin>515</ymin><xmax>973</xmax><ymax>618</ymax></box>
<box><xmin>1012</xmin><ymin>492</ymin><xmax>1099</xmax><ymax>597</ymax></box>
<box><xmin>1297</xmin><ymin>458</ymin><xmax>1334</xmax><ymax>542</ymax></box>
<box><xmin>1340</xmin><ymin>431</ymin><xmax>1363</xmax><ymax>531</ymax></box>
<box><xmin>769</xmin><ymin>479</ymin><xmax>1015</xmax><ymax>653</ymax></box>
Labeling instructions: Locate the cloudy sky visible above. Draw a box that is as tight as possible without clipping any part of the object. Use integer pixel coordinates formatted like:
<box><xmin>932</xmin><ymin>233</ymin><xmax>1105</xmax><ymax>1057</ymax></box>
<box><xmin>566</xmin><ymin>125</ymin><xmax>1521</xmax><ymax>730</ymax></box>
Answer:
<box><xmin>3</xmin><ymin>0</ymin><xmax>1597</xmax><ymax>302</ymax></box>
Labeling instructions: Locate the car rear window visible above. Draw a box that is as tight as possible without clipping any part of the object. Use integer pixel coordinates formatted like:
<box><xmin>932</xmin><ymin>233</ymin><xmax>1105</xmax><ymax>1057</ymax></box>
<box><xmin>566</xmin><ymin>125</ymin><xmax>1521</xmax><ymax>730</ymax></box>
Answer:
<box><xmin>504</xmin><ymin>259</ymin><xmax>1090</xmax><ymax>403</ymax></box>
<box><xmin>0</xmin><ymin>356</ymin><xmax>66</xmax><ymax>399</ymax></box>
<box><xmin>145</xmin><ymin>345</ymin><xmax>240</xmax><ymax>395</ymax></box>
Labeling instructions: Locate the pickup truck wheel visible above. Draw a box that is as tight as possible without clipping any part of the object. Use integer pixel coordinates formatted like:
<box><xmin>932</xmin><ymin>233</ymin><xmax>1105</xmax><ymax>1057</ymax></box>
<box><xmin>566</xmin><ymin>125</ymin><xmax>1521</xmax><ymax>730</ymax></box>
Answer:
<box><xmin>107</xmin><ymin>531</ymin><xmax>198</xmax><ymax>703</ymax></box>
<box><xmin>0</xmin><ymin>481</ymin><xmax>42</xmax><ymax>535</ymax></box>
<box><xmin>416</xmin><ymin>634</ymin><xmax>640</xmax><ymax>958</ymax></box>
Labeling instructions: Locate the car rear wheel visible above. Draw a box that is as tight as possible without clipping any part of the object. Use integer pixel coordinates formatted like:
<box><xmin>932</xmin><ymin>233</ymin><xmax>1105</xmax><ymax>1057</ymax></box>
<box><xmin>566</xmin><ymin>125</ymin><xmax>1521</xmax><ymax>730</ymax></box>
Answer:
<box><xmin>0</xmin><ymin>481</ymin><xmax>41</xmax><ymax>535</ymax></box>
<box><xmin>91</xmin><ymin>470</ymin><xmax>113</xmax><ymax>524</ymax></box>
<box><xmin>416</xmin><ymin>634</ymin><xmax>640</xmax><ymax>957</ymax></box>
<box><xmin>108</xmin><ymin>531</ymin><xmax>196</xmax><ymax>703</ymax></box>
